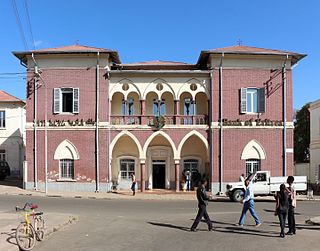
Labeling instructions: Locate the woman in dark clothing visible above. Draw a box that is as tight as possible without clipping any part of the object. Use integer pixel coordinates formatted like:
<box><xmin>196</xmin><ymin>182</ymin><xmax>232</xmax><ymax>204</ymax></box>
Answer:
<box><xmin>275</xmin><ymin>184</ymin><xmax>289</xmax><ymax>238</ymax></box>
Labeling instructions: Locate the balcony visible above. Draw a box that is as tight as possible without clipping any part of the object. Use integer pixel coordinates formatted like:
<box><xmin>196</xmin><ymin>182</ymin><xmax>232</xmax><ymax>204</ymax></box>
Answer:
<box><xmin>110</xmin><ymin>115</ymin><xmax>208</xmax><ymax>126</ymax></box>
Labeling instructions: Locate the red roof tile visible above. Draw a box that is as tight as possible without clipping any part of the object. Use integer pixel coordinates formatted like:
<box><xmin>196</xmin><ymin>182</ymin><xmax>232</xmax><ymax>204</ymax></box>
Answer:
<box><xmin>0</xmin><ymin>90</ymin><xmax>24</xmax><ymax>103</ymax></box>
<box><xmin>32</xmin><ymin>44</ymin><xmax>113</xmax><ymax>53</ymax></box>
<box><xmin>207</xmin><ymin>45</ymin><xmax>299</xmax><ymax>55</ymax></box>
<box><xmin>123</xmin><ymin>60</ymin><xmax>190</xmax><ymax>66</ymax></box>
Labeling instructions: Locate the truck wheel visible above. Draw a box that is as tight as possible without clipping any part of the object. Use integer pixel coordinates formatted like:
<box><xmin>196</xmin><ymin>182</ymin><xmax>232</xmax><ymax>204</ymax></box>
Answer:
<box><xmin>232</xmin><ymin>189</ymin><xmax>244</xmax><ymax>202</ymax></box>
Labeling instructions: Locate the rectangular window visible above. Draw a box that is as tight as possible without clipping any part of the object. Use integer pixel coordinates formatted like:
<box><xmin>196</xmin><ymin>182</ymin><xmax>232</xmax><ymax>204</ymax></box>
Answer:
<box><xmin>240</xmin><ymin>88</ymin><xmax>265</xmax><ymax>114</ymax></box>
<box><xmin>245</xmin><ymin>159</ymin><xmax>260</xmax><ymax>177</ymax></box>
<box><xmin>53</xmin><ymin>88</ymin><xmax>79</xmax><ymax>114</ymax></box>
<box><xmin>120</xmin><ymin>159</ymin><xmax>135</xmax><ymax>180</ymax></box>
<box><xmin>0</xmin><ymin>149</ymin><xmax>5</xmax><ymax>160</ymax></box>
<box><xmin>0</xmin><ymin>111</ymin><xmax>5</xmax><ymax>128</ymax></box>
<box><xmin>60</xmin><ymin>159</ymin><xmax>74</xmax><ymax>179</ymax></box>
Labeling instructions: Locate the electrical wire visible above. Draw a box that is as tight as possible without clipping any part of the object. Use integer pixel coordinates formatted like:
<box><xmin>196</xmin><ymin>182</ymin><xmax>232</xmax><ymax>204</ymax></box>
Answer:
<box><xmin>11</xmin><ymin>0</ymin><xmax>29</xmax><ymax>51</ymax></box>
<box><xmin>24</xmin><ymin>0</ymin><xmax>36</xmax><ymax>50</ymax></box>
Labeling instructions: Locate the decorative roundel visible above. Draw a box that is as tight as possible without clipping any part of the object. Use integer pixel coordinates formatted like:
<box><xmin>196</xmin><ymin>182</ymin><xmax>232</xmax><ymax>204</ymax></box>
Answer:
<box><xmin>156</xmin><ymin>83</ymin><xmax>163</xmax><ymax>91</ymax></box>
<box><xmin>122</xmin><ymin>83</ymin><xmax>129</xmax><ymax>91</ymax></box>
<box><xmin>190</xmin><ymin>83</ymin><xmax>197</xmax><ymax>91</ymax></box>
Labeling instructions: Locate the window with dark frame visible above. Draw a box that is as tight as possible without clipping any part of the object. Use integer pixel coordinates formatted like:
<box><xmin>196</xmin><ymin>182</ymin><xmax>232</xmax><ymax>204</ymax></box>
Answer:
<box><xmin>0</xmin><ymin>111</ymin><xmax>5</xmax><ymax>128</ymax></box>
<box><xmin>0</xmin><ymin>149</ymin><xmax>5</xmax><ymax>160</ymax></box>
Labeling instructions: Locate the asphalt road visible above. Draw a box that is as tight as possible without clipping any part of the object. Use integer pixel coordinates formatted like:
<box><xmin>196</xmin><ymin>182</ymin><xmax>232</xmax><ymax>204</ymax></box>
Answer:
<box><xmin>0</xmin><ymin>195</ymin><xmax>319</xmax><ymax>251</ymax></box>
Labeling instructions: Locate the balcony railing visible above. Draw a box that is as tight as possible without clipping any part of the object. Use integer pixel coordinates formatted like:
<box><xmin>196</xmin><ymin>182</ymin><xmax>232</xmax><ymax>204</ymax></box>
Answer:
<box><xmin>110</xmin><ymin>115</ymin><xmax>208</xmax><ymax>126</ymax></box>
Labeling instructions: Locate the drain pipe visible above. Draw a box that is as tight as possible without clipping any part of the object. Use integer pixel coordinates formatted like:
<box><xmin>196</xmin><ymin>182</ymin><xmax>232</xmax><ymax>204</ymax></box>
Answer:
<box><xmin>219</xmin><ymin>53</ymin><xmax>224</xmax><ymax>193</ymax></box>
<box><xmin>31</xmin><ymin>53</ymin><xmax>38</xmax><ymax>190</ymax></box>
<box><xmin>282</xmin><ymin>54</ymin><xmax>288</xmax><ymax>177</ymax></box>
<box><xmin>95</xmin><ymin>52</ymin><xmax>100</xmax><ymax>192</ymax></box>
<box><xmin>209</xmin><ymin>70</ymin><xmax>213</xmax><ymax>192</ymax></box>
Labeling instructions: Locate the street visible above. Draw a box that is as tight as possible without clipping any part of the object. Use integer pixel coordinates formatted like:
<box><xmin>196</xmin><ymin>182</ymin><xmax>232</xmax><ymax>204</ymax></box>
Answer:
<box><xmin>0</xmin><ymin>194</ymin><xmax>319</xmax><ymax>251</ymax></box>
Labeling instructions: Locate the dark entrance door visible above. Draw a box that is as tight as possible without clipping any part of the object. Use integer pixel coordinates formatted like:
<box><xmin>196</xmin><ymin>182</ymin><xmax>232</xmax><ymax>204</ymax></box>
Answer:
<box><xmin>152</xmin><ymin>164</ymin><xmax>165</xmax><ymax>189</ymax></box>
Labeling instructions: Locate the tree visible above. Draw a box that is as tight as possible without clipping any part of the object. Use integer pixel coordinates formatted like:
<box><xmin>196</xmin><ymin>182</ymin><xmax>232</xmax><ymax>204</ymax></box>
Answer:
<box><xmin>294</xmin><ymin>103</ymin><xmax>310</xmax><ymax>163</ymax></box>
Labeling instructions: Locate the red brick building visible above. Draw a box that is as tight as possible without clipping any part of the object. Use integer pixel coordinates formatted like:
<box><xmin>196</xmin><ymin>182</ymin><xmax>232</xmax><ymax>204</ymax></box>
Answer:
<box><xmin>13</xmin><ymin>44</ymin><xmax>305</xmax><ymax>193</ymax></box>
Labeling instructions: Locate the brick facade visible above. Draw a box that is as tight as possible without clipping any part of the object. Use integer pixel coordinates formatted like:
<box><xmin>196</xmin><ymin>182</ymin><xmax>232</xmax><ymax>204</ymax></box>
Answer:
<box><xmin>14</xmin><ymin>44</ymin><xmax>305</xmax><ymax>193</ymax></box>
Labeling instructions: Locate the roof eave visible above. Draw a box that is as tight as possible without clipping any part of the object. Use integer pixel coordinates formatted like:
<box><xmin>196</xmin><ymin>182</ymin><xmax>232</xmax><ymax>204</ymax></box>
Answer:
<box><xmin>197</xmin><ymin>51</ymin><xmax>307</xmax><ymax>67</ymax></box>
<box><xmin>12</xmin><ymin>50</ymin><xmax>121</xmax><ymax>64</ymax></box>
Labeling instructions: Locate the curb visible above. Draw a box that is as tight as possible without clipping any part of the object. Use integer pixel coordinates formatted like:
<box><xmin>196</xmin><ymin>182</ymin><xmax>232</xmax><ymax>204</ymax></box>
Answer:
<box><xmin>305</xmin><ymin>218</ymin><xmax>320</xmax><ymax>226</ymax></box>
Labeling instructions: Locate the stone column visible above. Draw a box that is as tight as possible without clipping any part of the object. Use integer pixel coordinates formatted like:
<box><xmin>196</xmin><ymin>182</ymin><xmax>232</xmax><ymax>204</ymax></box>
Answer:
<box><xmin>174</xmin><ymin>160</ymin><xmax>180</xmax><ymax>192</ymax></box>
<box><xmin>140</xmin><ymin>160</ymin><xmax>146</xmax><ymax>192</ymax></box>
<box><xmin>174</xmin><ymin>100</ymin><xmax>180</xmax><ymax>125</ymax></box>
<box><xmin>140</xmin><ymin>100</ymin><xmax>146</xmax><ymax>125</ymax></box>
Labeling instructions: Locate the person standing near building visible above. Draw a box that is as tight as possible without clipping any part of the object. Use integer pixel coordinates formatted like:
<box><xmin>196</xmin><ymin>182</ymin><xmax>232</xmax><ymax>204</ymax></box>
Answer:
<box><xmin>275</xmin><ymin>184</ymin><xmax>289</xmax><ymax>238</ymax></box>
<box><xmin>190</xmin><ymin>179</ymin><xmax>213</xmax><ymax>232</ymax></box>
<box><xmin>238</xmin><ymin>178</ymin><xmax>261</xmax><ymax>227</ymax></box>
<box><xmin>185</xmin><ymin>170</ymin><xmax>191</xmax><ymax>191</ymax></box>
<box><xmin>239</xmin><ymin>173</ymin><xmax>246</xmax><ymax>183</ymax></box>
<box><xmin>130</xmin><ymin>173</ymin><xmax>136</xmax><ymax>196</ymax></box>
<box><xmin>287</xmin><ymin>176</ymin><xmax>296</xmax><ymax>235</ymax></box>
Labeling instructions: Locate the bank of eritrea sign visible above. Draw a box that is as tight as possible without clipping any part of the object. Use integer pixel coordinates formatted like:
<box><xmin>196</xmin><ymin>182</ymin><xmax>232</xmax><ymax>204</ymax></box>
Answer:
<box><xmin>222</xmin><ymin>118</ymin><xmax>283</xmax><ymax>127</ymax></box>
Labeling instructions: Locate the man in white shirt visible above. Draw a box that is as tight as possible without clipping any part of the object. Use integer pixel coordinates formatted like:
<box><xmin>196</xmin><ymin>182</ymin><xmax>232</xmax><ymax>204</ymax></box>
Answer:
<box><xmin>238</xmin><ymin>178</ymin><xmax>261</xmax><ymax>227</ymax></box>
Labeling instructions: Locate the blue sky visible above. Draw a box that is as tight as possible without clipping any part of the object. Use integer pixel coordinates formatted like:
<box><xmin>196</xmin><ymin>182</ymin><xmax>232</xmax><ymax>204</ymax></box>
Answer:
<box><xmin>1</xmin><ymin>0</ymin><xmax>318</xmax><ymax>109</ymax></box>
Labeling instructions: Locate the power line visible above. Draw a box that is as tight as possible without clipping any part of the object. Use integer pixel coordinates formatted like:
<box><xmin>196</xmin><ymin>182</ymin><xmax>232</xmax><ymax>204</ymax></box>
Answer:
<box><xmin>11</xmin><ymin>0</ymin><xmax>29</xmax><ymax>50</ymax></box>
<box><xmin>24</xmin><ymin>0</ymin><xmax>35</xmax><ymax>50</ymax></box>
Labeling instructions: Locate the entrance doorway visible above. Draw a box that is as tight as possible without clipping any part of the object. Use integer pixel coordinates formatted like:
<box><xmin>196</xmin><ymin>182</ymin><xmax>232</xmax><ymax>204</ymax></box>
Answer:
<box><xmin>152</xmin><ymin>161</ymin><xmax>166</xmax><ymax>189</ymax></box>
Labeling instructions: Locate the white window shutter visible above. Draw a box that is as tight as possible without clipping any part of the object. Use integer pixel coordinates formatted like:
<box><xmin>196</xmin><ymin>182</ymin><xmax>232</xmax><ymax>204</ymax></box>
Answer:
<box><xmin>258</xmin><ymin>88</ymin><xmax>266</xmax><ymax>113</ymax></box>
<box><xmin>53</xmin><ymin>88</ymin><xmax>61</xmax><ymax>114</ymax></box>
<box><xmin>73</xmin><ymin>88</ymin><xmax>79</xmax><ymax>113</ymax></box>
<box><xmin>240</xmin><ymin>88</ymin><xmax>247</xmax><ymax>113</ymax></box>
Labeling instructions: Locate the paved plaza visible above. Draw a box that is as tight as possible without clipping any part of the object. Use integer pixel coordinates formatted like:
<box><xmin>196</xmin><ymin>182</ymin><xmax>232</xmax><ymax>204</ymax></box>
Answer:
<box><xmin>0</xmin><ymin>193</ymin><xmax>319</xmax><ymax>251</ymax></box>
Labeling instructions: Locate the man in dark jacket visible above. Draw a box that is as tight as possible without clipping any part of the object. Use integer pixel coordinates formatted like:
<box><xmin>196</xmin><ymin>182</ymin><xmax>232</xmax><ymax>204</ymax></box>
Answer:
<box><xmin>190</xmin><ymin>179</ymin><xmax>213</xmax><ymax>231</ymax></box>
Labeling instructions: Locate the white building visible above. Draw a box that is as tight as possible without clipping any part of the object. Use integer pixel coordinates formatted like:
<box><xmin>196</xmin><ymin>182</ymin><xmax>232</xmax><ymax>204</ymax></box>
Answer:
<box><xmin>0</xmin><ymin>90</ymin><xmax>25</xmax><ymax>177</ymax></box>
<box><xmin>309</xmin><ymin>99</ymin><xmax>320</xmax><ymax>184</ymax></box>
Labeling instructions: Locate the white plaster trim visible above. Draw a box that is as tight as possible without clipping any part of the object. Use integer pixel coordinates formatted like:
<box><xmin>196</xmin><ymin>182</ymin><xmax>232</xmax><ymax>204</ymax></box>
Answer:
<box><xmin>142</xmin><ymin>131</ymin><xmax>178</xmax><ymax>159</ymax></box>
<box><xmin>241</xmin><ymin>140</ymin><xmax>266</xmax><ymax>160</ymax></box>
<box><xmin>109</xmin><ymin>131</ymin><xmax>143</xmax><ymax>159</ymax></box>
<box><xmin>54</xmin><ymin>140</ymin><xmax>79</xmax><ymax>160</ymax></box>
<box><xmin>177</xmin><ymin>130</ymin><xmax>209</xmax><ymax>159</ymax></box>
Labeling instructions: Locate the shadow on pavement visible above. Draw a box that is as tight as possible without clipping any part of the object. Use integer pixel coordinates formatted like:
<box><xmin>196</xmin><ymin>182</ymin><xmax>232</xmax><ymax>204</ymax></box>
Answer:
<box><xmin>148</xmin><ymin>222</ymin><xmax>191</xmax><ymax>232</ymax></box>
<box><xmin>0</xmin><ymin>177</ymin><xmax>23</xmax><ymax>189</ymax></box>
<box><xmin>1</xmin><ymin>229</ymin><xmax>17</xmax><ymax>246</ymax></box>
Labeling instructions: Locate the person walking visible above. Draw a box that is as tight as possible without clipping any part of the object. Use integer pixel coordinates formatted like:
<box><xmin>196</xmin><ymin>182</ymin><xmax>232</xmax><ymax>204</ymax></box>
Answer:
<box><xmin>238</xmin><ymin>178</ymin><xmax>261</xmax><ymax>227</ymax></box>
<box><xmin>130</xmin><ymin>173</ymin><xmax>136</xmax><ymax>196</ymax></box>
<box><xmin>287</xmin><ymin>176</ymin><xmax>296</xmax><ymax>235</ymax></box>
<box><xmin>190</xmin><ymin>179</ymin><xmax>213</xmax><ymax>232</ymax></box>
<box><xmin>275</xmin><ymin>184</ymin><xmax>289</xmax><ymax>238</ymax></box>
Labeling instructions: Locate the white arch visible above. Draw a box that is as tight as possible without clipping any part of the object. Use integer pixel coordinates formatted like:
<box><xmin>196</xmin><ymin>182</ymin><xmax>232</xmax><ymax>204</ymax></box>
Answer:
<box><xmin>241</xmin><ymin>140</ymin><xmax>266</xmax><ymax>160</ymax></box>
<box><xmin>110</xmin><ymin>131</ymin><xmax>143</xmax><ymax>159</ymax></box>
<box><xmin>177</xmin><ymin>78</ymin><xmax>209</xmax><ymax>100</ymax></box>
<box><xmin>142</xmin><ymin>131</ymin><xmax>178</xmax><ymax>159</ymax></box>
<box><xmin>177</xmin><ymin>130</ymin><xmax>209</xmax><ymax>159</ymax></box>
<box><xmin>142</xmin><ymin>78</ymin><xmax>175</xmax><ymax>100</ymax></box>
<box><xmin>110</xmin><ymin>78</ymin><xmax>141</xmax><ymax>100</ymax></box>
<box><xmin>54</xmin><ymin>140</ymin><xmax>79</xmax><ymax>160</ymax></box>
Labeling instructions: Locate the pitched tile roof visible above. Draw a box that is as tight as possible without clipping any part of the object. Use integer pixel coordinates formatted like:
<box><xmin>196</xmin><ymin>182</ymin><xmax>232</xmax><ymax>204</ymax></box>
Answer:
<box><xmin>0</xmin><ymin>90</ymin><xmax>24</xmax><ymax>103</ymax></box>
<box><xmin>197</xmin><ymin>45</ymin><xmax>306</xmax><ymax>66</ymax></box>
<box><xmin>123</xmin><ymin>60</ymin><xmax>190</xmax><ymax>66</ymax></box>
<box><xmin>13</xmin><ymin>44</ymin><xmax>121</xmax><ymax>64</ymax></box>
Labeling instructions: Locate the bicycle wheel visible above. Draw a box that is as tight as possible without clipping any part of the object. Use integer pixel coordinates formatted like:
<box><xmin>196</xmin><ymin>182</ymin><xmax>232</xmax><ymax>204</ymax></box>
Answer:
<box><xmin>35</xmin><ymin>217</ymin><xmax>45</xmax><ymax>241</ymax></box>
<box><xmin>16</xmin><ymin>222</ymin><xmax>36</xmax><ymax>251</ymax></box>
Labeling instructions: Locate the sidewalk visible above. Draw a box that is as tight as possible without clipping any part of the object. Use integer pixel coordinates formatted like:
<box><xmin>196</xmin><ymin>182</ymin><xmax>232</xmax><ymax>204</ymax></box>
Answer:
<box><xmin>0</xmin><ymin>210</ymin><xmax>77</xmax><ymax>251</ymax></box>
<box><xmin>1</xmin><ymin>183</ymin><xmax>320</xmax><ymax>201</ymax></box>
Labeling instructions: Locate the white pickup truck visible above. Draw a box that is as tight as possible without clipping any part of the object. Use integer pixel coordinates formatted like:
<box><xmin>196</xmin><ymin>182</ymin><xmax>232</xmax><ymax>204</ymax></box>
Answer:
<box><xmin>226</xmin><ymin>171</ymin><xmax>307</xmax><ymax>202</ymax></box>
